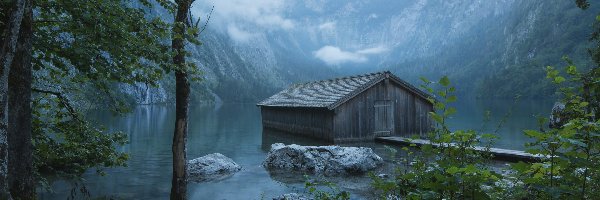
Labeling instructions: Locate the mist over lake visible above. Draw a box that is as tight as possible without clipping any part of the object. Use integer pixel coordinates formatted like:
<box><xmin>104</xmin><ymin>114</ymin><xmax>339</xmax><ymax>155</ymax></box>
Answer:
<box><xmin>3</xmin><ymin>0</ymin><xmax>598</xmax><ymax>199</ymax></box>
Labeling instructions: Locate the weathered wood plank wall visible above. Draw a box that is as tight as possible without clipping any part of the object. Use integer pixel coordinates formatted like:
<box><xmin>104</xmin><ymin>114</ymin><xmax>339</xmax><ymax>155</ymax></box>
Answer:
<box><xmin>388</xmin><ymin>82</ymin><xmax>432</xmax><ymax>137</ymax></box>
<box><xmin>334</xmin><ymin>81</ymin><xmax>433</xmax><ymax>140</ymax></box>
<box><xmin>260</xmin><ymin>78</ymin><xmax>433</xmax><ymax>142</ymax></box>
<box><xmin>333</xmin><ymin>81</ymin><xmax>386</xmax><ymax>140</ymax></box>
<box><xmin>415</xmin><ymin>97</ymin><xmax>433</xmax><ymax>137</ymax></box>
<box><xmin>260</xmin><ymin>107</ymin><xmax>334</xmax><ymax>140</ymax></box>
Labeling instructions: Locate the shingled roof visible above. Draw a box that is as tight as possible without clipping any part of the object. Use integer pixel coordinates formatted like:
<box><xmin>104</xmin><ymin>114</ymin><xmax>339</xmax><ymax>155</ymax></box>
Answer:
<box><xmin>257</xmin><ymin>71</ymin><xmax>432</xmax><ymax>110</ymax></box>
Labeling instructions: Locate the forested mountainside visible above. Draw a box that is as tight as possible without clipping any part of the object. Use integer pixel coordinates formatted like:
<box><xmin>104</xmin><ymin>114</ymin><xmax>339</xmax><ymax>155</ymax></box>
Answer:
<box><xmin>384</xmin><ymin>0</ymin><xmax>599</xmax><ymax>98</ymax></box>
<box><xmin>120</xmin><ymin>0</ymin><xmax>599</xmax><ymax>104</ymax></box>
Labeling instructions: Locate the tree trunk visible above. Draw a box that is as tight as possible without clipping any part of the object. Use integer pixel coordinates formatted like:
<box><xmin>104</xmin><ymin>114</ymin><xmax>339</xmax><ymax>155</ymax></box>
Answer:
<box><xmin>7</xmin><ymin>0</ymin><xmax>34</xmax><ymax>198</ymax></box>
<box><xmin>170</xmin><ymin>1</ymin><xmax>192</xmax><ymax>199</ymax></box>
<box><xmin>0</xmin><ymin>0</ymin><xmax>27</xmax><ymax>199</ymax></box>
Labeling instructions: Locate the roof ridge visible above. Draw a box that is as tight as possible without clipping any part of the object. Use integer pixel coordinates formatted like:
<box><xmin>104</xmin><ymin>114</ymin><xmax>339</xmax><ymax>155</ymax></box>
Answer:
<box><xmin>296</xmin><ymin>71</ymin><xmax>388</xmax><ymax>86</ymax></box>
<box><xmin>326</xmin><ymin>73</ymin><xmax>386</xmax><ymax>109</ymax></box>
<box><xmin>256</xmin><ymin>70</ymin><xmax>432</xmax><ymax>109</ymax></box>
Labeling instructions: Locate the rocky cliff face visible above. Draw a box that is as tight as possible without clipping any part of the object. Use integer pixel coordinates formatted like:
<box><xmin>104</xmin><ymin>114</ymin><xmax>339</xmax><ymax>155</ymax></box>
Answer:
<box><xmin>297</xmin><ymin>0</ymin><xmax>596</xmax><ymax>97</ymax></box>
<box><xmin>120</xmin><ymin>1</ymin><xmax>336</xmax><ymax>104</ymax></box>
<box><xmin>122</xmin><ymin>0</ymin><xmax>597</xmax><ymax>103</ymax></box>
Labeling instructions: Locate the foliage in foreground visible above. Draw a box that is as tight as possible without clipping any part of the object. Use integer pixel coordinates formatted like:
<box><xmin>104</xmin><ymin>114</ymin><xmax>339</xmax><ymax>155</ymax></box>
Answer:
<box><xmin>31</xmin><ymin>0</ymin><xmax>176</xmax><ymax>186</ymax></box>
<box><xmin>303</xmin><ymin>175</ymin><xmax>350</xmax><ymax>200</ymax></box>
<box><xmin>367</xmin><ymin>1</ymin><xmax>600</xmax><ymax>198</ymax></box>
<box><xmin>509</xmin><ymin>60</ymin><xmax>600</xmax><ymax>199</ymax></box>
<box><xmin>370</xmin><ymin>77</ymin><xmax>503</xmax><ymax>199</ymax></box>
<box><xmin>32</xmin><ymin>94</ymin><xmax>129</xmax><ymax>179</ymax></box>
<box><xmin>368</xmin><ymin>61</ymin><xmax>600</xmax><ymax>199</ymax></box>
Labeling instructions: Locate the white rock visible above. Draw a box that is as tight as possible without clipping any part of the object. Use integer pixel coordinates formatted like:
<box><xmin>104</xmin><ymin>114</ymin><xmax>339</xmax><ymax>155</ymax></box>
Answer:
<box><xmin>263</xmin><ymin>143</ymin><xmax>383</xmax><ymax>175</ymax></box>
<box><xmin>549</xmin><ymin>102</ymin><xmax>566</xmax><ymax>128</ymax></box>
<box><xmin>272</xmin><ymin>193</ymin><xmax>313</xmax><ymax>200</ymax></box>
<box><xmin>187</xmin><ymin>153</ymin><xmax>241</xmax><ymax>182</ymax></box>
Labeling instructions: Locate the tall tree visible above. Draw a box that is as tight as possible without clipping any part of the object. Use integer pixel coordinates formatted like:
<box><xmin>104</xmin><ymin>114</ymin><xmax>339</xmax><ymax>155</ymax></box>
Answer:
<box><xmin>171</xmin><ymin>0</ymin><xmax>193</xmax><ymax>199</ymax></box>
<box><xmin>1</xmin><ymin>0</ymin><xmax>201</xmax><ymax>197</ymax></box>
<box><xmin>0</xmin><ymin>0</ymin><xmax>27</xmax><ymax>198</ymax></box>
<box><xmin>7</xmin><ymin>0</ymin><xmax>34</xmax><ymax>198</ymax></box>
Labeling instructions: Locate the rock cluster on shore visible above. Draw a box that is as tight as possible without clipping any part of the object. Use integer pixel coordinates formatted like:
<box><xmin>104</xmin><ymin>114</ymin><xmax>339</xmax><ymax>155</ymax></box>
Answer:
<box><xmin>263</xmin><ymin>143</ymin><xmax>383</xmax><ymax>175</ymax></box>
<box><xmin>272</xmin><ymin>193</ymin><xmax>313</xmax><ymax>200</ymax></box>
<box><xmin>187</xmin><ymin>153</ymin><xmax>242</xmax><ymax>182</ymax></box>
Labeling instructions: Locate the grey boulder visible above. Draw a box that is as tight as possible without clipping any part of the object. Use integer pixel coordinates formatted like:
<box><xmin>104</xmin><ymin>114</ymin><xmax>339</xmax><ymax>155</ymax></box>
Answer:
<box><xmin>187</xmin><ymin>153</ymin><xmax>241</xmax><ymax>182</ymax></box>
<box><xmin>263</xmin><ymin>143</ymin><xmax>383</xmax><ymax>175</ymax></box>
<box><xmin>549</xmin><ymin>102</ymin><xmax>567</xmax><ymax>128</ymax></box>
<box><xmin>273</xmin><ymin>193</ymin><xmax>313</xmax><ymax>200</ymax></box>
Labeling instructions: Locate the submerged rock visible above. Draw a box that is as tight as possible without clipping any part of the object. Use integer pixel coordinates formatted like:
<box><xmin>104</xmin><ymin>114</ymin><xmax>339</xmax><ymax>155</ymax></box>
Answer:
<box><xmin>377</xmin><ymin>173</ymin><xmax>389</xmax><ymax>179</ymax></box>
<box><xmin>273</xmin><ymin>193</ymin><xmax>313</xmax><ymax>200</ymax></box>
<box><xmin>187</xmin><ymin>153</ymin><xmax>241</xmax><ymax>182</ymax></box>
<box><xmin>263</xmin><ymin>143</ymin><xmax>383</xmax><ymax>175</ymax></box>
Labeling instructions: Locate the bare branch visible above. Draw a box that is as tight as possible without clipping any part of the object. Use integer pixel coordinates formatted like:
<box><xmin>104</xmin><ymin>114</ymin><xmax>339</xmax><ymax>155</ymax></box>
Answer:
<box><xmin>199</xmin><ymin>5</ymin><xmax>214</xmax><ymax>34</ymax></box>
<box><xmin>33</xmin><ymin>19</ymin><xmax>75</xmax><ymax>24</ymax></box>
<box><xmin>32</xmin><ymin>88</ymin><xmax>82</xmax><ymax>122</ymax></box>
<box><xmin>186</xmin><ymin>6</ymin><xmax>193</xmax><ymax>27</ymax></box>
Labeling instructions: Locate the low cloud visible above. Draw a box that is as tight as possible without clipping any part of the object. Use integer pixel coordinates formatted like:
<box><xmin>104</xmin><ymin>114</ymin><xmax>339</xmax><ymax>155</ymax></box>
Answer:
<box><xmin>318</xmin><ymin>21</ymin><xmax>336</xmax><ymax>31</ymax></box>
<box><xmin>356</xmin><ymin>46</ymin><xmax>389</xmax><ymax>54</ymax></box>
<box><xmin>256</xmin><ymin>15</ymin><xmax>294</xmax><ymax>30</ymax></box>
<box><xmin>314</xmin><ymin>46</ymin><xmax>367</xmax><ymax>65</ymax></box>
<box><xmin>193</xmin><ymin>0</ymin><xmax>295</xmax><ymax>31</ymax></box>
<box><xmin>368</xmin><ymin>13</ymin><xmax>379</xmax><ymax>19</ymax></box>
<box><xmin>227</xmin><ymin>25</ymin><xmax>256</xmax><ymax>42</ymax></box>
<box><xmin>314</xmin><ymin>45</ymin><xmax>390</xmax><ymax>65</ymax></box>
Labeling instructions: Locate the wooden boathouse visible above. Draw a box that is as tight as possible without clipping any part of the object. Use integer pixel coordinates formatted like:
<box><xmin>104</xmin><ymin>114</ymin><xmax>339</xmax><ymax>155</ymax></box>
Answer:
<box><xmin>257</xmin><ymin>71</ymin><xmax>434</xmax><ymax>142</ymax></box>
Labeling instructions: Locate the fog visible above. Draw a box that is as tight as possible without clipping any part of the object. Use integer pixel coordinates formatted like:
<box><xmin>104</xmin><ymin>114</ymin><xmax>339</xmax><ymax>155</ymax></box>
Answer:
<box><xmin>176</xmin><ymin>0</ymin><xmax>600</xmax><ymax>102</ymax></box>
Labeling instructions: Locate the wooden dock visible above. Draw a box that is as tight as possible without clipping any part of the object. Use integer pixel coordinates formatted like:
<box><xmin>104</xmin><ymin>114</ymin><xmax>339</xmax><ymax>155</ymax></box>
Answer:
<box><xmin>375</xmin><ymin>136</ymin><xmax>542</xmax><ymax>162</ymax></box>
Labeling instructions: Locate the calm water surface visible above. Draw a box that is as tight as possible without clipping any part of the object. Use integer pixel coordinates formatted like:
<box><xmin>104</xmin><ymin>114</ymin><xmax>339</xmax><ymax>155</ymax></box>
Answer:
<box><xmin>39</xmin><ymin>99</ymin><xmax>553</xmax><ymax>199</ymax></box>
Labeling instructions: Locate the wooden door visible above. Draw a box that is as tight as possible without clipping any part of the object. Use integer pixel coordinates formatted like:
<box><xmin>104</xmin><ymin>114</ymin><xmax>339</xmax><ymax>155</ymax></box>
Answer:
<box><xmin>374</xmin><ymin>100</ymin><xmax>393</xmax><ymax>136</ymax></box>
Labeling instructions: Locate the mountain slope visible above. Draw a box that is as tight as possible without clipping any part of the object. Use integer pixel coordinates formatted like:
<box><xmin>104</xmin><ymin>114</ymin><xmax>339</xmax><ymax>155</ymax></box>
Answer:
<box><xmin>122</xmin><ymin>0</ymin><xmax>599</xmax><ymax>104</ymax></box>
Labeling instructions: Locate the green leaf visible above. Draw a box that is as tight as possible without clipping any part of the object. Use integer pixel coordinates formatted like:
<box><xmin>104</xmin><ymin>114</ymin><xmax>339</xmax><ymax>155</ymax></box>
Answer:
<box><xmin>437</xmin><ymin>90</ymin><xmax>447</xmax><ymax>98</ymax></box>
<box><xmin>439</xmin><ymin>76</ymin><xmax>450</xmax><ymax>87</ymax></box>
<box><xmin>524</xmin><ymin>130</ymin><xmax>545</xmax><ymax>139</ymax></box>
<box><xmin>444</xmin><ymin>107</ymin><xmax>457</xmax><ymax>116</ymax></box>
<box><xmin>464</xmin><ymin>165</ymin><xmax>477</xmax><ymax>174</ymax></box>
<box><xmin>434</xmin><ymin>102</ymin><xmax>445</xmax><ymax>110</ymax></box>
<box><xmin>430</xmin><ymin>112</ymin><xmax>443</xmax><ymax>123</ymax></box>
<box><xmin>566</xmin><ymin>65</ymin><xmax>577</xmax><ymax>75</ymax></box>
<box><xmin>554</xmin><ymin>76</ymin><xmax>566</xmax><ymax>84</ymax></box>
<box><xmin>446</xmin><ymin>166</ymin><xmax>460</xmax><ymax>175</ymax></box>
<box><xmin>447</xmin><ymin>95</ymin><xmax>457</xmax><ymax>102</ymax></box>
<box><xmin>481</xmin><ymin>133</ymin><xmax>497</xmax><ymax>139</ymax></box>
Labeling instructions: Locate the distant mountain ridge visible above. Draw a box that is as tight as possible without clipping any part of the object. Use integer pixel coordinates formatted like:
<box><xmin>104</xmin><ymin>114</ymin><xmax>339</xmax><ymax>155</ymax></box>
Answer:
<box><xmin>121</xmin><ymin>0</ymin><xmax>598</xmax><ymax>104</ymax></box>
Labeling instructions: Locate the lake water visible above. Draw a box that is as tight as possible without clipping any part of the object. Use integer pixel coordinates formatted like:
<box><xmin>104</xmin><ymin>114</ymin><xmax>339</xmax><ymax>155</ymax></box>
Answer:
<box><xmin>38</xmin><ymin>98</ymin><xmax>553</xmax><ymax>199</ymax></box>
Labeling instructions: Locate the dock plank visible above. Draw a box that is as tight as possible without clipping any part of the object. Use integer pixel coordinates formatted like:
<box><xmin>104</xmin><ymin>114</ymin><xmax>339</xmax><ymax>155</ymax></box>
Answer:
<box><xmin>375</xmin><ymin>136</ymin><xmax>542</xmax><ymax>162</ymax></box>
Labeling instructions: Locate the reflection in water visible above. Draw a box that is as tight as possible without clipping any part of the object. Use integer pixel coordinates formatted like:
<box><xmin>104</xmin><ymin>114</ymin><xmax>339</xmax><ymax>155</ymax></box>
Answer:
<box><xmin>447</xmin><ymin>98</ymin><xmax>553</xmax><ymax>150</ymax></box>
<box><xmin>261</xmin><ymin>128</ymin><xmax>332</xmax><ymax>152</ymax></box>
<box><xmin>38</xmin><ymin>99</ymin><xmax>551</xmax><ymax>199</ymax></box>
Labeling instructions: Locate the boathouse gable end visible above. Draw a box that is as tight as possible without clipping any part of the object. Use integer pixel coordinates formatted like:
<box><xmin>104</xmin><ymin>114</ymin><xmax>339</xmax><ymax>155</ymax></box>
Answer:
<box><xmin>257</xmin><ymin>71</ymin><xmax>433</xmax><ymax>142</ymax></box>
